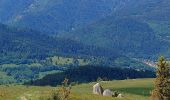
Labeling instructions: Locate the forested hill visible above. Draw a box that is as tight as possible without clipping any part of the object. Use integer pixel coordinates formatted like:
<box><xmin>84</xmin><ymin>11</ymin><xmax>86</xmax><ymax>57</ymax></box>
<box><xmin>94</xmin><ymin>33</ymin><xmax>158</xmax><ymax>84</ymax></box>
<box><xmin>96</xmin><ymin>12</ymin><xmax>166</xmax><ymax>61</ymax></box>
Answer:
<box><xmin>55</xmin><ymin>0</ymin><xmax>170</xmax><ymax>59</ymax></box>
<box><xmin>0</xmin><ymin>0</ymin><xmax>120</xmax><ymax>33</ymax></box>
<box><xmin>113</xmin><ymin>0</ymin><xmax>170</xmax><ymax>22</ymax></box>
<box><xmin>0</xmin><ymin>23</ymin><xmax>155</xmax><ymax>84</ymax></box>
<box><xmin>0</xmin><ymin>24</ymin><xmax>119</xmax><ymax>64</ymax></box>
<box><xmin>112</xmin><ymin>0</ymin><xmax>170</xmax><ymax>41</ymax></box>
<box><xmin>58</xmin><ymin>18</ymin><xmax>169</xmax><ymax>59</ymax></box>
<box><xmin>29</xmin><ymin>65</ymin><xmax>155</xmax><ymax>86</ymax></box>
<box><xmin>0</xmin><ymin>0</ymin><xmax>162</xmax><ymax>84</ymax></box>
<box><xmin>0</xmin><ymin>0</ymin><xmax>170</xmax><ymax>59</ymax></box>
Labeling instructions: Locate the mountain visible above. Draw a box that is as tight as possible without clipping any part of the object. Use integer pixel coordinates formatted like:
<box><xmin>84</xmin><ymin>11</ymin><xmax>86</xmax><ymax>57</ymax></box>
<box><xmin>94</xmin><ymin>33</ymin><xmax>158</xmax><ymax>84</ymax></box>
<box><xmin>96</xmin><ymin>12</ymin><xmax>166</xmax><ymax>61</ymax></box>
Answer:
<box><xmin>111</xmin><ymin>0</ymin><xmax>170</xmax><ymax>20</ymax></box>
<box><xmin>0</xmin><ymin>0</ymin><xmax>123</xmax><ymax>34</ymax></box>
<box><xmin>0</xmin><ymin>24</ymin><xmax>116</xmax><ymax>83</ymax></box>
<box><xmin>57</xmin><ymin>0</ymin><xmax>170</xmax><ymax>59</ymax></box>
<box><xmin>112</xmin><ymin>0</ymin><xmax>170</xmax><ymax>41</ymax></box>
<box><xmin>0</xmin><ymin>0</ymin><xmax>33</xmax><ymax>22</ymax></box>
<box><xmin>0</xmin><ymin>23</ymin><xmax>119</xmax><ymax>64</ymax></box>
<box><xmin>0</xmin><ymin>23</ymin><xmax>155</xmax><ymax>84</ymax></box>
<box><xmin>0</xmin><ymin>0</ymin><xmax>163</xmax><ymax>84</ymax></box>
<box><xmin>1</xmin><ymin>0</ymin><xmax>170</xmax><ymax>59</ymax></box>
<box><xmin>58</xmin><ymin>18</ymin><xmax>169</xmax><ymax>59</ymax></box>
<box><xmin>1</xmin><ymin>0</ymin><xmax>169</xmax><ymax>35</ymax></box>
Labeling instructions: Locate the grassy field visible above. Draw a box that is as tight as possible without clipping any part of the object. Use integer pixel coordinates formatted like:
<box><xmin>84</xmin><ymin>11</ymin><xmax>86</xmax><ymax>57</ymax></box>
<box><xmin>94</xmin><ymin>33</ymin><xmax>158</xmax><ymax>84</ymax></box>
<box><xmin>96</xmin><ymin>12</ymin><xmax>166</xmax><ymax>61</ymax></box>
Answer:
<box><xmin>0</xmin><ymin>78</ymin><xmax>154</xmax><ymax>100</ymax></box>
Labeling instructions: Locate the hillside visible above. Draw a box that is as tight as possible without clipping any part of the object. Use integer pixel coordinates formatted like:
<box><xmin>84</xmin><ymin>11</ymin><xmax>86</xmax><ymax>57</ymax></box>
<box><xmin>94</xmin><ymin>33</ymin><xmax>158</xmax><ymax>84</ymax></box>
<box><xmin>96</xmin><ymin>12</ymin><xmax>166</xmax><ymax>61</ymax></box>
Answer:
<box><xmin>0</xmin><ymin>0</ymin><xmax>170</xmax><ymax>59</ymax></box>
<box><xmin>0</xmin><ymin>0</ymin><xmax>167</xmax><ymax>85</ymax></box>
<box><xmin>57</xmin><ymin>0</ymin><xmax>170</xmax><ymax>59</ymax></box>
<box><xmin>112</xmin><ymin>0</ymin><xmax>170</xmax><ymax>41</ymax></box>
<box><xmin>0</xmin><ymin>24</ymin><xmax>154</xmax><ymax>84</ymax></box>
<box><xmin>0</xmin><ymin>23</ymin><xmax>119</xmax><ymax>64</ymax></box>
<box><xmin>0</xmin><ymin>0</ymin><xmax>122</xmax><ymax>34</ymax></box>
<box><xmin>29</xmin><ymin>66</ymin><xmax>155</xmax><ymax>86</ymax></box>
<box><xmin>0</xmin><ymin>79</ymin><xmax>154</xmax><ymax>100</ymax></box>
<box><xmin>58</xmin><ymin>18</ymin><xmax>168</xmax><ymax>59</ymax></box>
<box><xmin>0</xmin><ymin>24</ymin><xmax>115</xmax><ymax>83</ymax></box>
<box><xmin>1</xmin><ymin>0</ymin><xmax>169</xmax><ymax>37</ymax></box>
<box><xmin>0</xmin><ymin>1</ymin><xmax>168</xmax><ymax>99</ymax></box>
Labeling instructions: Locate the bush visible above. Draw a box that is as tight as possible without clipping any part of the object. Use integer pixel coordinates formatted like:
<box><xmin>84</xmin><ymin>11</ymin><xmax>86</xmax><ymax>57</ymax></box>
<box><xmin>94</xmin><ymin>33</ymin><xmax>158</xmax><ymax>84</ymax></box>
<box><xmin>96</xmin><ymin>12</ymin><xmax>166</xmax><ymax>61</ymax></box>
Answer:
<box><xmin>46</xmin><ymin>78</ymin><xmax>71</xmax><ymax>100</ymax></box>
<box><xmin>47</xmin><ymin>90</ymin><xmax>61</xmax><ymax>100</ymax></box>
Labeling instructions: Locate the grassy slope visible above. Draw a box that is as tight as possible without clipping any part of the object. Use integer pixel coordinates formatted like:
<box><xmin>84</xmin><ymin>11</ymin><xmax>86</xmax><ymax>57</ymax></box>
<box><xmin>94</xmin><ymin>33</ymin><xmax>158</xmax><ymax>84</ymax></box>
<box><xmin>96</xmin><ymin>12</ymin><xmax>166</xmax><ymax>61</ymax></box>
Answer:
<box><xmin>0</xmin><ymin>78</ymin><xmax>154</xmax><ymax>100</ymax></box>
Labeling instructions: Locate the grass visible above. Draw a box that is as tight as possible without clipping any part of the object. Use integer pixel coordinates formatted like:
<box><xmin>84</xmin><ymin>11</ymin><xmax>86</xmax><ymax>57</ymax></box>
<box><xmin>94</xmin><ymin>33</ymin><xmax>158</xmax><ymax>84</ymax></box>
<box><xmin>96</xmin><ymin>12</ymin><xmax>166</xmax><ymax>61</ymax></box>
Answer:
<box><xmin>71</xmin><ymin>78</ymin><xmax>154</xmax><ymax>100</ymax></box>
<box><xmin>0</xmin><ymin>78</ymin><xmax>154</xmax><ymax>100</ymax></box>
<box><xmin>38</xmin><ymin>70</ymin><xmax>62</xmax><ymax>79</ymax></box>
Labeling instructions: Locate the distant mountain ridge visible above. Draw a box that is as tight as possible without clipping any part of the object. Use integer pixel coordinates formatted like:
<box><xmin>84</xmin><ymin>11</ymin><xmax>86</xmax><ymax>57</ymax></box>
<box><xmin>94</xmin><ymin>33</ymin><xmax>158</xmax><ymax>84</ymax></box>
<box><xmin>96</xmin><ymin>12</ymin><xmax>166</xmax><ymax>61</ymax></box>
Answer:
<box><xmin>1</xmin><ymin>0</ymin><xmax>170</xmax><ymax>34</ymax></box>
<box><xmin>0</xmin><ymin>0</ymin><xmax>170</xmax><ymax>59</ymax></box>
<box><xmin>0</xmin><ymin>0</ymin><xmax>125</xmax><ymax>33</ymax></box>
<box><xmin>57</xmin><ymin>0</ymin><xmax>170</xmax><ymax>59</ymax></box>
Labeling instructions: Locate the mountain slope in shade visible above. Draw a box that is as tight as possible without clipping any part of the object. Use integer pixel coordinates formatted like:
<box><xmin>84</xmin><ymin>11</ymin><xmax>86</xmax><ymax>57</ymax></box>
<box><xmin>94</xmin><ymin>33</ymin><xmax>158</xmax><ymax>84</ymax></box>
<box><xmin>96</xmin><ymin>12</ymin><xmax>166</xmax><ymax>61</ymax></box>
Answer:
<box><xmin>0</xmin><ymin>0</ymin><xmax>33</xmax><ymax>22</ymax></box>
<box><xmin>57</xmin><ymin>0</ymin><xmax>170</xmax><ymax>59</ymax></box>
<box><xmin>112</xmin><ymin>0</ymin><xmax>170</xmax><ymax>41</ymax></box>
<box><xmin>0</xmin><ymin>0</ymin><xmax>127</xmax><ymax>34</ymax></box>
<box><xmin>113</xmin><ymin>0</ymin><xmax>170</xmax><ymax>21</ymax></box>
<box><xmin>0</xmin><ymin>23</ymin><xmax>156</xmax><ymax>84</ymax></box>
<box><xmin>1</xmin><ymin>0</ymin><xmax>170</xmax><ymax>59</ymax></box>
<box><xmin>0</xmin><ymin>0</ymin><xmax>170</xmax><ymax>36</ymax></box>
<box><xmin>0</xmin><ymin>24</ymin><xmax>120</xmax><ymax>64</ymax></box>
<box><xmin>58</xmin><ymin>18</ymin><xmax>169</xmax><ymax>59</ymax></box>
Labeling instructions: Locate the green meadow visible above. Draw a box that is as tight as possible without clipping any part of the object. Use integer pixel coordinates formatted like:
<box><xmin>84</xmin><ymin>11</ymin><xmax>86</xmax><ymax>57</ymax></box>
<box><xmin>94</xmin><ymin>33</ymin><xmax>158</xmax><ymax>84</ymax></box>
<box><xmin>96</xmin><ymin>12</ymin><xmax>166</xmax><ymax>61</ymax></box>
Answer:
<box><xmin>0</xmin><ymin>78</ymin><xmax>154</xmax><ymax>100</ymax></box>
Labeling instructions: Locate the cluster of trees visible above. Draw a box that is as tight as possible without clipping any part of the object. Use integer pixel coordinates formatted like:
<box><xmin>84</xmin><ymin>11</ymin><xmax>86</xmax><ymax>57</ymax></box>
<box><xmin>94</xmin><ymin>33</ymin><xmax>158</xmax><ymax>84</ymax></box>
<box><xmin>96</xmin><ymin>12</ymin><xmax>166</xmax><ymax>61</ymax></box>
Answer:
<box><xmin>29</xmin><ymin>65</ymin><xmax>155</xmax><ymax>86</ymax></box>
<box><xmin>0</xmin><ymin>65</ymin><xmax>64</xmax><ymax>83</ymax></box>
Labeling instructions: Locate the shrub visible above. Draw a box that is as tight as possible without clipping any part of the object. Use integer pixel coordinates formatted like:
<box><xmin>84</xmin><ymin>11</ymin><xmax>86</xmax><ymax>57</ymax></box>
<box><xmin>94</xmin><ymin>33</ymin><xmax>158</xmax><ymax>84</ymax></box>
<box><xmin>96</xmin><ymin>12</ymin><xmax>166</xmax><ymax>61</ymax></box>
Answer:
<box><xmin>47</xmin><ymin>78</ymin><xmax>71</xmax><ymax>100</ymax></box>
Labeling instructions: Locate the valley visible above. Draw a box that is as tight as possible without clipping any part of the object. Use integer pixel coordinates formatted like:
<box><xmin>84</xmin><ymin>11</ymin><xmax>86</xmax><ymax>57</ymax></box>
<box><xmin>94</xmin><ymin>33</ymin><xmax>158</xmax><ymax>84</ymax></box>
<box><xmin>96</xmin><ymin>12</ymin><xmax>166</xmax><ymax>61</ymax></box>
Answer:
<box><xmin>0</xmin><ymin>0</ymin><xmax>170</xmax><ymax>99</ymax></box>
<box><xmin>0</xmin><ymin>24</ymin><xmax>154</xmax><ymax>84</ymax></box>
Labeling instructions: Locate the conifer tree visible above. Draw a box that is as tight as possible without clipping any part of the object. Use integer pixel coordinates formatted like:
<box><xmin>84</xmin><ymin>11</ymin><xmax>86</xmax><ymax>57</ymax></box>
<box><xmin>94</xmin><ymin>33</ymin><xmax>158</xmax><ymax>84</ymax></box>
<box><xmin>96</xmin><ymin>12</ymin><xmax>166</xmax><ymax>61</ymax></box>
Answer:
<box><xmin>150</xmin><ymin>56</ymin><xmax>170</xmax><ymax>100</ymax></box>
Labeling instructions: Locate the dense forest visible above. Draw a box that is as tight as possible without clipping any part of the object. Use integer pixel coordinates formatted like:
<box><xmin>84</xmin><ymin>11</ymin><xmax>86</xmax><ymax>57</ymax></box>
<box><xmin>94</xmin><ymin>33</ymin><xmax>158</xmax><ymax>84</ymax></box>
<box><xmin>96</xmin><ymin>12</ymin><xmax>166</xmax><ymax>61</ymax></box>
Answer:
<box><xmin>58</xmin><ymin>18</ymin><xmax>169</xmax><ymax>59</ymax></box>
<box><xmin>0</xmin><ymin>23</ymin><xmax>119</xmax><ymax>65</ymax></box>
<box><xmin>29</xmin><ymin>65</ymin><xmax>155</xmax><ymax>86</ymax></box>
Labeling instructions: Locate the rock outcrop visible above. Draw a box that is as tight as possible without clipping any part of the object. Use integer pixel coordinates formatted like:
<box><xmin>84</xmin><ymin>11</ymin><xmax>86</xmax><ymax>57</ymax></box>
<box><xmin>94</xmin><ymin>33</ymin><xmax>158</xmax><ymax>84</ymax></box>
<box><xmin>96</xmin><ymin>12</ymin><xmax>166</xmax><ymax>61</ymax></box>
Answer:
<box><xmin>93</xmin><ymin>83</ymin><xmax>103</xmax><ymax>95</ymax></box>
<box><xmin>103</xmin><ymin>89</ymin><xmax>113</xmax><ymax>97</ymax></box>
<box><xmin>93</xmin><ymin>83</ymin><xmax>124</xmax><ymax>98</ymax></box>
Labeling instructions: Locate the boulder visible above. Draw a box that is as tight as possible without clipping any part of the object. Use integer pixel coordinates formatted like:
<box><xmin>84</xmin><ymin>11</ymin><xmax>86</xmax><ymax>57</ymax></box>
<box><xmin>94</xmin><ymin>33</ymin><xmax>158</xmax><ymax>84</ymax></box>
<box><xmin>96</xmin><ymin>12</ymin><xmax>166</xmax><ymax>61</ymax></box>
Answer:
<box><xmin>93</xmin><ymin>83</ymin><xmax>103</xmax><ymax>95</ymax></box>
<box><xmin>117</xmin><ymin>93</ymin><xmax>123</xmax><ymax>98</ymax></box>
<box><xmin>103</xmin><ymin>89</ymin><xmax>113</xmax><ymax>97</ymax></box>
